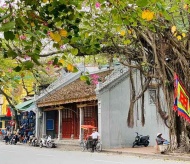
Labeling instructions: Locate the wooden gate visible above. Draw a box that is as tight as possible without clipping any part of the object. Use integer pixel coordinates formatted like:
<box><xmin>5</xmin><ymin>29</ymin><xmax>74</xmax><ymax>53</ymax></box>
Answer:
<box><xmin>84</xmin><ymin>105</ymin><xmax>98</xmax><ymax>127</ymax></box>
<box><xmin>62</xmin><ymin>105</ymin><xmax>79</xmax><ymax>139</ymax></box>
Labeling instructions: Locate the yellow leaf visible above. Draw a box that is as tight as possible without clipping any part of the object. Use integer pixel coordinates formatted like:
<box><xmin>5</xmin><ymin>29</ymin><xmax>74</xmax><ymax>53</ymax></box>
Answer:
<box><xmin>116</xmin><ymin>26</ymin><xmax>121</xmax><ymax>31</ymax></box>
<box><xmin>67</xmin><ymin>63</ymin><xmax>74</xmax><ymax>72</ymax></box>
<box><xmin>49</xmin><ymin>31</ymin><xmax>54</xmax><ymax>39</ymax></box>
<box><xmin>2</xmin><ymin>72</ymin><xmax>5</xmax><ymax>76</ymax></box>
<box><xmin>85</xmin><ymin>33</ymin><xmax>89</xmax><ymax>38</ymax></box>
<box><xmin>177</xmin><ymin>35</ymin><xmax>182</xmax><ymax>40</ymax></box>
<box><xmin>59</xmin><ymin>29</ymin><xmax>68</xmax><ymax>37</ymax></box>
<box><xmin>142</xmin><ymin>10</ymin><xmax>148</xmax><ymax>19</ymax></box>
<box><xmin>183</xmin><ymin>4</ymin><xmax>188</xmax><ymax>10</ymax></box>
<box><xmin>182</xmin><ymin>33</ymin><xmax>186</xmax><ymax>38</ymax></box>
<box><xmin>53</xmin><ymin>33</ymin><xmax>61</xmax><ymax>42</ymax></box>
<box><xmin>171</xmin><ymin>26</ymin><xmax>176</xmax><ymax>34</ymax></box>
<box><xmin>20</xmin><ymin>73</ymin><xmax>25</xmax><ymax>77</ymax></box>
<box><xmin>120</xmin><ymin>30</ymin><xmax>126</xmax><ymax>36</ymax></box>
<box><xmin>146</xmin><ymin>12</ymin><xmax>154</xmax><ymax>21</ymax></box>
<box><xmin>142</xmin><ymin>10</ymin><xmax>154</xmax><ymax>21</ymax></box>
<box><xmin>42</xmin><ymin>0</ymin><xmax>48</xmax><ymax>3</ymax></box>
<box><xmin>173</xmin><ymin>32</ymin><xmax>177</xmax><ymax>37</ymax></box>
<box><xmin>59</xmin><ymin>59</ymin><xmax>64</xmax><ymax>65</ymax></box>
<box><xmin>31</xmin><ymin>22</ymin><xmax>35</xmax><ymax>27</ymax></box>
<box><xmin>128</xmin><ymin>30</ymin><xmax>132</xmax><ymax>34</ymax></box>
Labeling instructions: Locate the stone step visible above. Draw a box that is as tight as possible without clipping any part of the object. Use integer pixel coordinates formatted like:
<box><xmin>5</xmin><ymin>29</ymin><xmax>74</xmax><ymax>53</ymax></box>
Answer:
<box><xmin>54</xmin><ymin>139</ymin><xmax>80</xmax><ymax>146</ymax></box>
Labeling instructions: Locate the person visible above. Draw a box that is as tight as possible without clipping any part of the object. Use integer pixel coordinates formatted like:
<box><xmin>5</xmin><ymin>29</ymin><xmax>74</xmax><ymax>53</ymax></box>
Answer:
<box><xmin>90</xmin><ymin>128</ymin><xmax>100</xmax><ymax>152</ymax></box>
<box><xmin>156</xmin><ymin>133</ymin><xmax>169</xmax><ymax>145</ymax></box>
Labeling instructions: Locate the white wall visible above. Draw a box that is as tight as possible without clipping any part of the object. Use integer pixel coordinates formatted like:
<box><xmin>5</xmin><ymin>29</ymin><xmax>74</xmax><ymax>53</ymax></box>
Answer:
<box><xmin>99</xmin><ymin>71</ymin><xmax>169</xmax><ymax>148</ymax></box>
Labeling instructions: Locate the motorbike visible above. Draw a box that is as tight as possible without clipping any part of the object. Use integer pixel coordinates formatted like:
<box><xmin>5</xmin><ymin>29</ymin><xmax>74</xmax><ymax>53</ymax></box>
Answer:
<box><xmin>28</xmin><ymin>135</ymin><xmax>38</xmax><ymax>147</ymax></box>
<box><xmin>132</xmin><ymin>132</ymin><xmax>150</xmax><ymax>148</ymax></box>
<box><xmin>39</xmin><ymin>135</ymin><xmax>56</xmax><ymax>148</ymax></box>
<box><xmin>9</xmin><ymin>134</ymin><xmax>18</xmax><ymax>145</ymax></box>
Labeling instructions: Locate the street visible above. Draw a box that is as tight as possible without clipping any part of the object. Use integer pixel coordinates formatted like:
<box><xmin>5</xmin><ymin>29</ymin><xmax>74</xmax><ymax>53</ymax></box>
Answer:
<box><xmin>0</xmin><ymin>142</ymin><xmax>189</xmax><ymax>164</ymax></box>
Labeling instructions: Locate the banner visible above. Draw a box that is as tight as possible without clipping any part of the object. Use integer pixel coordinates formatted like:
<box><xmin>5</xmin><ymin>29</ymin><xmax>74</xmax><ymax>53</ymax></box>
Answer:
<box><xmin>173</xmin><ymin>73</ymin><xmax>190</xmax><ymax>122</ymax></box>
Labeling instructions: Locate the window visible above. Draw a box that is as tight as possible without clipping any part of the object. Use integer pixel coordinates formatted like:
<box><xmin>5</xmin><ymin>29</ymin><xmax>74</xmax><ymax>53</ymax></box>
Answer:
<box><xmin>149</xmin><ymin>89</ymin><xmax>156</xmax><ymax>104</ymax></box>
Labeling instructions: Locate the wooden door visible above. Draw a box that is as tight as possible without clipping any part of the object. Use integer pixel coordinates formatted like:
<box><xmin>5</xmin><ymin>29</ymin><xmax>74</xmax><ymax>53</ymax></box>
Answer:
<box><xmin>84</xmin><ymin>105</ymin><xmax>98</xmax><ymax>127</ymax></box>
<box><xmin>62</xmin><ymin>109</ymin><xmax>73</xmax><ymax>138</ymax></box>
<box><xmin>83</xmin><ymin>105</ymin><xmax>98</xmax><ymax>138</ymax></box>
<box><xmin>62</xmin><ymin>106</ymin><xmax>79</xmax><ymax>139</ymax></box>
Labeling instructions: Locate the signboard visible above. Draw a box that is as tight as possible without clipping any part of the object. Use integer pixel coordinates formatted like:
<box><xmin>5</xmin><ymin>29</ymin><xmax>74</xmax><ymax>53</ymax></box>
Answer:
<box><xmin>46</xmin><ymin>119</ymin><xmax>54</xmax><ymax>130</ymax></box>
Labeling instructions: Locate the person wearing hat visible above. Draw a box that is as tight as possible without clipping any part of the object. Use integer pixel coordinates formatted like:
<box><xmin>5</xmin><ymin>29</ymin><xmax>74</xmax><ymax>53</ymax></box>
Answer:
<box><xmin>90</xmin><ymin>128</ymin><xmax>100</xmax><ymax>152</ymax></box>
<box><xmin>156</xmin><ymin>133</ymin><xmax>166</xmax><ymax>145</ymax></box>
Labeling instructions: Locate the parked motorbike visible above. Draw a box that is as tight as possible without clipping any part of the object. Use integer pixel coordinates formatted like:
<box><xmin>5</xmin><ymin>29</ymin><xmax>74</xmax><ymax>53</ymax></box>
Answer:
<box><xmin>132</xmin><ymin>132</ymin><xmax>150</xmax><ymax>148</ymax></box>
<box><xmin>39</xmin><ymin>135</ymin><xmax>56</xmax><ymax>148</ymax></box>
<box><xmin>28</xmin><ymin>135</ymin><xmax>38</xmax><ymax>146</ymax></box>
<box><xmin>9</xmin><ymin>134</ymin><xmax>18</xmax><ymax>145</ymax></box>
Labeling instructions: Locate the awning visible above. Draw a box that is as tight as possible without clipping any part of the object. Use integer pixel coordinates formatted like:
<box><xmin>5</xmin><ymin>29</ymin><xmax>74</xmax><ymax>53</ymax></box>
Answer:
<box><xmin>15</xmin><ymin>99</ymin><xmax>34</xmax><ymax>111</ymax></box>
<box><xmin>24</xmin><ymin>102</ymin><xmax>37</xmax><ymax>113</ymax></box>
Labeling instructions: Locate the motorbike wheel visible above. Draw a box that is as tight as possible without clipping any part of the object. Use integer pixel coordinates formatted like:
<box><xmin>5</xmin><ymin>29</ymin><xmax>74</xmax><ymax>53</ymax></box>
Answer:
<box><xmin>80</xmin><ymin>141</ymin><xmax>86</xmax><ymax>151</ymax></box>
<box><xmin>132</xmin><ymin>141</ymin><xmax>136</xmax><ymax>148</ymax></box>
<box><xmin>144</xmin><ymin>141</ymin><xmax>149</xmax><ymax>147</ymax></box>
<box><xmin>47</xmin><ymin>142</ymin><xmax>53</xmax><ymax>148</ymax></box>
<box><xmin>96</xmin><ymin>142</ymin><xmax>102</xmax><ymax>152</ymax></box>
<box><xmin>34</xmin><ymin>141</ymin><xmax>38</xmax><ymax>147</ymax></box>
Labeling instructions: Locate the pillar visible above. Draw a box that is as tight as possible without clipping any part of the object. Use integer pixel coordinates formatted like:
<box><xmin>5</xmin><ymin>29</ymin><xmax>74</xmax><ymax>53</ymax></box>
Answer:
<box><xmin>98</xmin><ymin>100</ymin><xmax>101</xmax><ymax>137</ymax></box>
<box><xmin>58</xmin><ymin>109</ymin><xmax>62</xmax><ymax>140</ymax></box>
<box><xmin>42</xmin><ymin>111</ymin><xmax>46</xmax><ymax>138</ymax></box>
<box><xmin>79</xmin><ymin>107</ymin><xmax>84</xmax><ymax>141</ymax></box>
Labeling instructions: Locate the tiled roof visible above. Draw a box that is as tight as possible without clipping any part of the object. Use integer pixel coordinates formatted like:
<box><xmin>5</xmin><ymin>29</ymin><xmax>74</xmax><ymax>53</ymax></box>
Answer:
<box><xmin>37</xmin><ymin>70</ymin><xmax>112</xmax><ymax>107</ymax></box>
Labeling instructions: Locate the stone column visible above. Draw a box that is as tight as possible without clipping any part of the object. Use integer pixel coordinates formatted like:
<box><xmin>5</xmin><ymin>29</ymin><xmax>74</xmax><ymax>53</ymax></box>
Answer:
<box><xmin>98</xmin><ymin>100</ymin><xmax>101</xmax><ymax>137</ymax></box>
<box><xmin>58</xmin><ymin>109</ymin><xmax>62</xmax><ymax>140</ymax></box>
<box><xmin>42</xmin><ymin>111</ymin><xmax>46</xmax><ymax>138</ymax></box>
<box><xmin>35</xmin><ymin>108</ymin><xmax>39</xmax><ymax>138</ymax></box>
<box><xmin>79</xmin><ymin>107</ymin><xmax>84</xmax><ymax>141</ymax></box>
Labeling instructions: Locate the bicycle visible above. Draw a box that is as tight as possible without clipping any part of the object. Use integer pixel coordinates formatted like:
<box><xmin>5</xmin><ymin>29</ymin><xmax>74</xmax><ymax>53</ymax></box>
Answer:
<box><xmin>80</xmin><ymin>139</ymin><xmax>102</xmax><ymax>152</ymax></box>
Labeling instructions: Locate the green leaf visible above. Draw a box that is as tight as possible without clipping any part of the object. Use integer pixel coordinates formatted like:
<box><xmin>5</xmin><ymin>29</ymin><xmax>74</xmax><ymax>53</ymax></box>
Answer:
<box><xmin>4</xmin><ymin>31</ymin><xmax>15</xmax><ymax>40</ymax></box>
<box><xmin>7</xmin><ymin>50</ymin><xmax>17</xmax><ymax>59</ymax></box>
<box><xmin>71</xmin><ymin>48</ymin><xmax>78</xmax><ymax>55</ymax></box>
<box><xmin>0</xmin><ymin>22</ymin><xmax>15</xmax><ymax>32</ymax></box>
<box><xmin>136</xmin><ymin>0</ymin><xmax>149</xmax><ymax>7</ymax></box>
<box><xmin>0</xmin><ymin>78</ymin><xmax>5</xmax><ymax>82</ymax></box>
<box><xmin>22</xmin><ymin>61</ymin><xmax>34</xmax><ymax>69</ymax></box>
<box><xmin>53</xmin><ymin>57</ymin><xmax>58</xmax><ymax>65</ymax></box>
<box><xmin>13</xmin><ymin>66</ymin><xmax>22</xmax><ymax>72</ymax></box>
<box><xmin>80</xmin><ymin>75</ymin><xmax>89</xmax><ymax>81</ymax></box>
<box><xmin>62</xmin><ymin>55</ymin><xmax>66</xmax><ymax>60</ymax></box>
<box><xmin>124</xmin><ymin>40</ymin><xmax>131</xmax><ymax>45</ymax></box>
<box><xmin>86</xmin><ymin>80</ymin><xmax>91</xmax><ymax>85</ymax></box>
<box><xmin>73</xmin><ymin>66</ymin><xmax>78</xmax><ymax>73</ymax></box>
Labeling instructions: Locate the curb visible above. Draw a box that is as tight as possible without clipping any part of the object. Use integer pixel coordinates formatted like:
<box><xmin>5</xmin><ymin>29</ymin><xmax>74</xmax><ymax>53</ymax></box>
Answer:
<box><xmin>102</xmin><ymin>150</ymin><xmax>190</xmax><ymax>162</ymax></box>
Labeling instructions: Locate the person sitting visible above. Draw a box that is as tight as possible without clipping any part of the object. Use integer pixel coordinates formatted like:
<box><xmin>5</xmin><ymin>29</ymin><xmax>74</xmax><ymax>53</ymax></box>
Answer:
<box><xmin>90</xmin><ymin>128</ymin><xmax>100</xmax><ymax>152</ymax></box>
<box><xmin>156</xmin><ymin>133</ymin><xmax>169</xmax><ymax>145</ymax></box>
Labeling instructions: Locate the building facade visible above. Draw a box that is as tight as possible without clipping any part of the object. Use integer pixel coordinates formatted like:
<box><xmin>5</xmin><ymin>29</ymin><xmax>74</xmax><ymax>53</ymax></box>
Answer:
<box><xmin>35</xmin><ymin>68</ymin><xmax>112</xmax><ymax>140</ymax></box>
<box><xmin>96</xmin><ymin>67</ymin><xmax>170</xmax><ymax>148</ymax></box>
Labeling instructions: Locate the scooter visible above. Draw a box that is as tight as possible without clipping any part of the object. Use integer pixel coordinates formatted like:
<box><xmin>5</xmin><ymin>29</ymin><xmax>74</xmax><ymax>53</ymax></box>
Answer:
<box><xmin>132</xmin><ymin>132</ymin><xmax>150</xmax><ymax>148</ymax></box>
<box><xmin>39</xmin><ymin>135</ymin><xmax>56</xmax><ymax>148</ymax></box>
<box><xmin>9</xmin><ymin>134</ymin><xmax>18</xmax><ymax>145</ymax></box>
<box><xmin>29</xmin><ymin>135</ymin><xmax>38</xmax><ymax>146</ymax></box>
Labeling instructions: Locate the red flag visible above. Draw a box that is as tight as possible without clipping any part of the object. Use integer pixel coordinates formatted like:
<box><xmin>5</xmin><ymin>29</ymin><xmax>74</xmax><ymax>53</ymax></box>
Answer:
<box><xmin>179</xmin><ymin>90</ymin><xmax>188</xmax><ymax>112</ymax></box>
<box><xmin>6</xmin><ymin>106</ymin><xmax>12</xmax><ymax>117</ymax></box>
